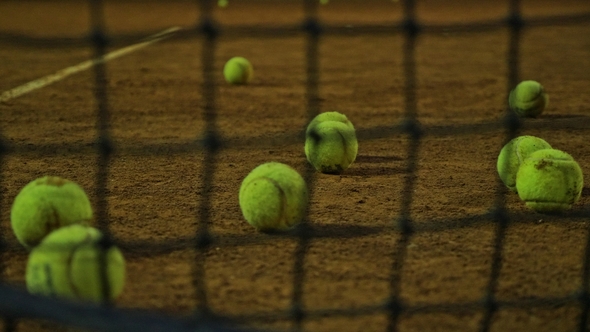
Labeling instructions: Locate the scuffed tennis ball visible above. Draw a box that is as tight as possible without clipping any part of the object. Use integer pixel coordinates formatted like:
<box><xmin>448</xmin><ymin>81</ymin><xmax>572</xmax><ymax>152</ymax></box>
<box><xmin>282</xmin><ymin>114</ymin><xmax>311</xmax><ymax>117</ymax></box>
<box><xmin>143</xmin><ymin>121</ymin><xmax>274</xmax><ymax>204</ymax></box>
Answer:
<box><xmin>26</xmin><ymin>224</ymin><xmax>126</xmax><ymax>303</ymax></box>
<box><xmin>516</xmin><ymin>148</ymin><xmax>584</xmax><ymax>213</ymax></box>
<box><xmin>239</xmin><ymin>162</ymin><xmax>308</xmax><ymax>231</ymax></box>
<box><xmin>305</xmin><ymin>111</ymin><xmax>358</xmax><ymax>174</ymax></box>
<box><xmin>11</xmin><ymin>176</ymin><xmax>93</xmax><ymax>249</ymax></box>
<box><xmin>305</xmin><ymin>111</ymin><xmax>352</xmax><ymax>132</ymax></box>
<box><xmin>223</xmin><ymin>56</ymin><xmax>253</xmax><ymax>85</ymax></box>
<box><xmin>497</xmin><ymin>135</ymin><xmax>552</xmax><ymax>192</ymax></box>
<box><xmin>509</xmin><ymin>80</ymin><xmax>549</xmax><ymax>118</ymax></box>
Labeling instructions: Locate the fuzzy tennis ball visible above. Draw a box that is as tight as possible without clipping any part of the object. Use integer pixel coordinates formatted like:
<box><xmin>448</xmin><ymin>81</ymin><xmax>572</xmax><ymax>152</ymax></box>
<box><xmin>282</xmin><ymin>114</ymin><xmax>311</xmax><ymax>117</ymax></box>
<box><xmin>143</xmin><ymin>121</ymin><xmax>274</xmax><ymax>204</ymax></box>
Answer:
<box><xmin>11</xmin><ymin>176</ymin><xmax>93</xmax><ymax>249</ymax></box>
<box><xmin>508</xmin><ymin>80</ymin><xmax>549</xmax><ymax>118</ymax></box>
<box><xmin>218</xmin><ymin>0</ymin><xmax>228</xmax><ymax>7</ymax></box>
<box><xmin>305</xmin><ymin>111</ymin><xmax>358</xmax><ymax>174</ymax></box>
<box><xmin>239</xmin><ymin>162</ymin><xmax>308</xmax><ymax>231</ymax></box>
<box><xmin>516</xmin><ymin>148</ymin><xmax>583</xmax><ymax>213</ymax></box>
<box><xmin>305</xmin><ymin>111</ymin><xmax>353</xmax><ymax>132</ymax></box>
<box><xmin>497</xmin><ymin>135</ymin><xmax>552</xmax><ymax>192</ymax></box>
<box><xmin>223</xmin><ymin>57</ymin><xmax>253</xmax><ymax>85</ymax></box>
<box><xmin>26</xmin><ymin>224</ymin><xmax>126</xmax><ymax>303</ymax></box>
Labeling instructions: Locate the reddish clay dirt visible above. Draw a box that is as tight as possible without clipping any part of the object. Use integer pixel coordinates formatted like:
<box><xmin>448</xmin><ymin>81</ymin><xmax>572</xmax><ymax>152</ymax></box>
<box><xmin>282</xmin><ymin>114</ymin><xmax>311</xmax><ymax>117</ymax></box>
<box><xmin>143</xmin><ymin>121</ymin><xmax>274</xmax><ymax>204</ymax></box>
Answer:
<box><xmin>1</xmin><ymin>1</ymin><xmax>590</xmax><ymax>331</ymax></box>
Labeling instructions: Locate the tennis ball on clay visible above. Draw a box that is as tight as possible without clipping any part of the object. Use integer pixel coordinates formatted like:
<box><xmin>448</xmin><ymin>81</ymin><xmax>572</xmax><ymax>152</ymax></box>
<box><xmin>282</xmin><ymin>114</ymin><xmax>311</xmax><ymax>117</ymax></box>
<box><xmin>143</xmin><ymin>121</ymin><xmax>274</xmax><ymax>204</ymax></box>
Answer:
<box><xmin>11</xmin><ymin>176</ymin><xmax>93</xmax><ymax>249</ymax></box>
<box><xmin>497</xmin><ymin>135</ymin><xmax>552</xmax><ymax>192</ymax></box>
<box><xmin>26</xmin><ymin>224</ymin><xmax>126</xmax><ymax>303</ymax></box>
<box><xmin>509</xmin><ymin>80</ymin><xmax>549</xmax><ymax>118</ymax></box>
<box><xmin>239</xmin><ymin>162</ymin><xmax>308</xmax><ymax>231</ymax></box>
<box><xmin>305</xmin><ymin>111</ymin><xmax>358</xmax><ymax>174</ymax></box>
<box><xmin>516</xmin><ymin>148</ymin><xmax>583</xmax><ymax>213</ymax></box>
<box><xmin>305</xmin><ymin>111</ymin><xmax>353</xmax><ymax>133</ymax></box>
<box><xmin>223</xmin><ymin>57</ymin><xmax>253</xmax><ymax>85</ymax></box>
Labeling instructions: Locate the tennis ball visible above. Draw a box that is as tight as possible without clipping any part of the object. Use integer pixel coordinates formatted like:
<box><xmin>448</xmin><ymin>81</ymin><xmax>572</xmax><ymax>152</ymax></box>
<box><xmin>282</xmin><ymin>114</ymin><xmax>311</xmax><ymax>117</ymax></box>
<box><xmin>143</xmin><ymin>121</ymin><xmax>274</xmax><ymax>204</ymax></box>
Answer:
<box><xmin>508</xmin><ymin>80</ymin><xmax>549</xmax><ymax>118</ymax></box>
<box><xmin>223</xmin><ymin>57</ymin><xmax>253</xmax><ymax>85</ymax></box>
<box><xmin>218</xmin><ymin>0</ymin><xmax>228</xmax><ymax>7</ymax></box>
<box><xmin>239</xmin><ymin>162</ymin><xmax>308</xmax><ymax>231</ymax></box>
<box><xmin>26</xmin><ymin>224</ymin><xmax>126</xmax><ymax>303</ymax></box>
<box><xmin>497</xmin><ymin>135</ymin><xmax>552</xmax><ymax>192</ymax></box>
<box><xmin>516</xmin><ymin>148</ymin><xmax>583</xmax><ymax>213</ymax></box>
<box><xmin>305</xmin><ymin>112</ymin><xmax>358</xmax><ymax>174</ymax></box>
<box><xmin>11</xmin><ymin>176</ymin><xmax>93</xmax><ymax>249</ymax></box>
<box><xmin>305</xmin><ymin>111</ymin><xmax>353</xmax><ymax>132</ymax></box>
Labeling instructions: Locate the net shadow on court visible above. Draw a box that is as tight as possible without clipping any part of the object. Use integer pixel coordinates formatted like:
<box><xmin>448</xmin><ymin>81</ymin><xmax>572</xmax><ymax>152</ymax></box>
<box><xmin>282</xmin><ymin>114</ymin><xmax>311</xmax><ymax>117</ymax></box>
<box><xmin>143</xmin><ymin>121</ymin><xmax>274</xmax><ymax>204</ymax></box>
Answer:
<box><xmin>1</xmin><ymin>0</ymin><xmax>590</xmax><ymax>331</ymax></box>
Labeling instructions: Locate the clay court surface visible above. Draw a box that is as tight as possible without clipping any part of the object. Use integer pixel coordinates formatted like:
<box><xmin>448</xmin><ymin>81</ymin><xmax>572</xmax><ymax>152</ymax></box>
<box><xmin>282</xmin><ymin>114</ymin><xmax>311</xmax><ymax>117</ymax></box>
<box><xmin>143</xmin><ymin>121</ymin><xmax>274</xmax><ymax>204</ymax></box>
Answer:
<box><xmin>1</xmin><ymin>0</ymin><xmax>590</xmax><ymax>331</ymax></box>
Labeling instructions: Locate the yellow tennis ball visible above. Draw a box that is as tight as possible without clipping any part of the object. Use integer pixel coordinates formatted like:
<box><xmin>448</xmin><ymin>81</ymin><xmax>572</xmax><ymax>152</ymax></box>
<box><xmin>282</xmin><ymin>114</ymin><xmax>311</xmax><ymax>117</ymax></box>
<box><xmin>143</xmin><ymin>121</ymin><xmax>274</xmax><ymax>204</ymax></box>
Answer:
<box><xmin>11</xmin><ymin>176</ymin><xmax>93</xmax><ymax>249</ymax></box>
<box><xmin>305</xmin><ymin>112</ymin><xmax>358</xmax><ymax>174</ymax></box>
<box><xmin>218</xmin><ymin>0</ymin><xmax>228</xmax><ymax>7</ymax></box>
<box><xmin>508</xmin><ymin>80</ymin><xmax>549</xmax><ymax>118</ymax></box>
<box><xmin>305</xmin><ymin>111</ymin><xmax>353</xmax><ymax>133</ymax></box>
<box><xmin>26</xmin><ymin>224</ymin><xmax>126</xmax><ymax>303</ymax></box>
<box><xmin>497</xmin><ymin>135</ymin><xmax>552</xmax><ymax>192</ymax></box>
<box><xmin>516</xmin><ymin>149</ymin><xmax>583</xmax><ymax>213</ymax></box>
<box><xmin>239</xmin><ymin>162</ymin><xmax>308</xmax><ymax>231</ymax></box>
<box><xmin>223</xmin><ymin>57</ymin><xmax>253</xmax><ymax>85</ymax></box>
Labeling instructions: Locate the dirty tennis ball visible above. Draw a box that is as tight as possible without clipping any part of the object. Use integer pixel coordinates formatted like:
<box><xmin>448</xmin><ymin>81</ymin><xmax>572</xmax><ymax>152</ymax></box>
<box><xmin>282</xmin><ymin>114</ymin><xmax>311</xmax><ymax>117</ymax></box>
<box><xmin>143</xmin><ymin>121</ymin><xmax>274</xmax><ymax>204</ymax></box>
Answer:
<box><xmin>26</xmin><ymin>224</ymin><xmax>126</xmax><ymax>303</ymax></box>
<box><xmin>11</xmin><ymin>176</ymin><xmax>93</xmax><ymax>249</ymax></box>
<box><xmin>305</xmin><ymin>111</ymin><xmax>353</xmax><ymax>133</ymax></box>
<box><xmin>239</xmin><ymin>162</ymin><xmax>308</xmax><ymax>231</ymax></box>
<box><xmin>223</xmin><ymin>57</ymin><xmax>253</xmax><ymax>85</ymax></box>
<box><xmin>497</xmin><ymin>135</ymin><xmax>552</xmax><ymax>192</ymax></box>
<box><xmin>509</xmin><ymin>80</ymin><xmax>549</xmax><ymax>118</ymax></box>
<box><xmin>516</xmin><ymin>148</ymin><xmax>584</xmax><ymax>213</ymax></box>
<box><xmin>305</xmin><ymin>111</ymin><xmax>358</xmax><ymax>174</ymax></box>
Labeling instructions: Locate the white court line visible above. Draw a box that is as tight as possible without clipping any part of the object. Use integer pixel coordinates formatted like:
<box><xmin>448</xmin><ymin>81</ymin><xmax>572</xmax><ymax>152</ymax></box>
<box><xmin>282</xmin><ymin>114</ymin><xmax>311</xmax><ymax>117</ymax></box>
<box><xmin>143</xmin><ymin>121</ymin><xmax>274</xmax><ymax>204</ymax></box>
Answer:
<box><xmin>0</xmin><ymin>26</ymin><xmax>182</xmax><ymax>103</ymax></box>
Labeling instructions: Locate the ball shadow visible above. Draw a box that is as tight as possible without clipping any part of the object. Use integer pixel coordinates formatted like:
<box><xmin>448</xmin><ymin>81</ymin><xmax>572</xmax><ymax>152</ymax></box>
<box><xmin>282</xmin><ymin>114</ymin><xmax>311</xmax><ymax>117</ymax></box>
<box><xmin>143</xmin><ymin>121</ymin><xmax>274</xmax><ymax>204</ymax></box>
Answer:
<box><xmin>265</xmin><ymin>223</ymin><xmax>385</xmax><ymax>240</ymax></box>
<box><xmin>355</xmin><ymin>155</ymin><xmax>404</xmax><ymax>163</ymax></box>
<box><xmin>342</xmin><ymin>166</ymin><xmax>407</xmax><ymax>177</ymax></box>
<box><xmin>538</xmin><ymin>114</ymin><xmax>587</xmax><ymax>120</ymax></box>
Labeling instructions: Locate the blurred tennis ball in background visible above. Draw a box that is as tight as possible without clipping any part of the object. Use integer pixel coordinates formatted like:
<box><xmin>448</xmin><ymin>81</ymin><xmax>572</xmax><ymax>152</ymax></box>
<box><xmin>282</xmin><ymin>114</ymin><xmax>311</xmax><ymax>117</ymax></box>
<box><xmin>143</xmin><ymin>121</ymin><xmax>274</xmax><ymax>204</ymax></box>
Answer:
<box><xmin>305</xmin><ymin>111</ymin><xmax>358</xmax><ymax>174</ymax></box>
<box><xmin>320</xmin><ymin>0</ymin><xmax>329</xmax><ymax>4</ymax></box>
<box><xmin>223</xmin><ymin>57</ymin><xmax>253</xmax><ymax>85</ymax></box>
<box><xmin>497</xmin><ymin>135</ymin><xmax>552</xmax><ymax>192</ymax></box>
<box><xmin>516</xmin><ymin>148</ymin><xmax>583</xmax><ymax>213</ymax></box>
<box><xmin>26</xmin><ymin>224</ymin><xmax>126</xmax><ymax>303</ymax></box>
<box><xmin>239</xmin><ymin>162</ymin><xmax>308</xmax><ymax>232</ymax></box>
<box><xmin>509</xmin><ymin>80</ymin><xmax>548</xmax><ymax>118</ymax></box>
<box><xmin>11</xmin><ymin>176</ymin><xmax>93</xmax><ymax>249</ymax></box>
<box><xmin>218</xmin><ymin>0</ymin><xmax>228</xmax><ymax>8</ymax></box>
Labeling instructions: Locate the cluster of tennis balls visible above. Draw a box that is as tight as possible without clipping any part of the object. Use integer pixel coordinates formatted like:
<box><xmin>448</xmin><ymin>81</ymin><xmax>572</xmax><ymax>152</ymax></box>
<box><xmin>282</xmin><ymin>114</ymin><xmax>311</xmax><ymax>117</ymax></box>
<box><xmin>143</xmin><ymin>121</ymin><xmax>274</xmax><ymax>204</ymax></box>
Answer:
<box><xmin>239</xmin><ymin>111</ymin><xmax>358</xmax><ymax>232</ymax></box>
<box><xmin>497</xmin><ymin>135</ymin><xmax>584</xmax><ymax>213</ymax></box>
<box><xmin>238</xmin><ymin>77</ymin><xmax>570</xmax><ymax>229</ymax></box>
<box><xmin>500</xmin><ymin>79</ymin><xmax>584</xmax><ymax>212</ymax></box>
<box><xmin>7</xmin><ymin>77</ymin><xmax>563</xmax><ymax>303</ymax></box>
<box><xmin>230</xmin><ymin>71</ymin><xmax>556</xmax><ymax>225</ymax></box>
<box><xmin>10</xmin><ymin>176</ymin><xmax>125</xmax><ymax>303</ymax></box>
<box><xmin>223</xmin><ymin>56</ymin><xmax>358</xmax><ymax>231</ymax></box>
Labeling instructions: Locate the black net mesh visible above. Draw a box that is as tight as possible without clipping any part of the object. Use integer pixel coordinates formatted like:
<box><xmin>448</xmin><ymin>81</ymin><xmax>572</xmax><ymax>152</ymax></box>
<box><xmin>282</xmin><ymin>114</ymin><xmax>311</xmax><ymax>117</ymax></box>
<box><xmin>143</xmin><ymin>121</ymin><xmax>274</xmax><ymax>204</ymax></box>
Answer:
<box><xmin>1</xmin><ymin>0</ymin><xmax>590</xmax><ymax>331</ymax></box>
